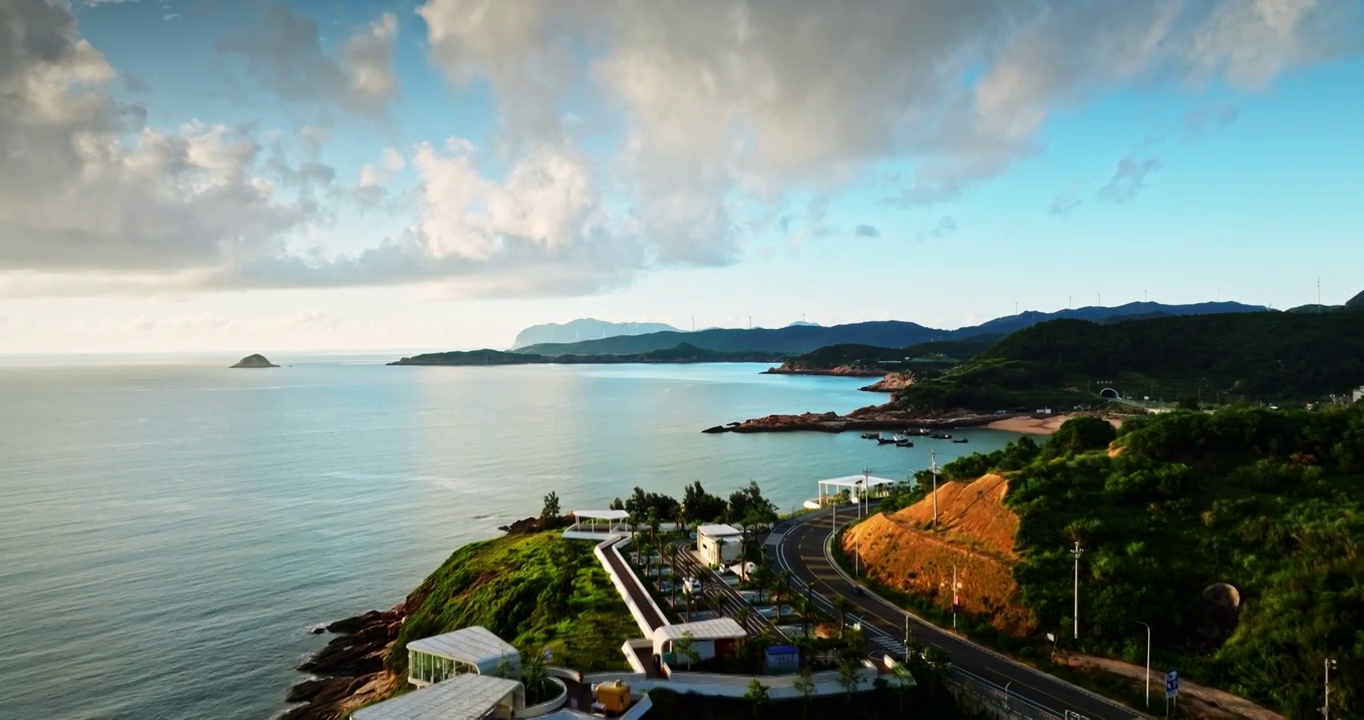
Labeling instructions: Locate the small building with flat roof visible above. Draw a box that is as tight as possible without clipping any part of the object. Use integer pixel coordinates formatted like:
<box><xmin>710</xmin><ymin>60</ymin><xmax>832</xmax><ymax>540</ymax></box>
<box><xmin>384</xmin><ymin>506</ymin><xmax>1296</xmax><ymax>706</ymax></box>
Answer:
<box><xmin>353</xmin><ymin>672</ymin><xmax>524</xmax><ymax>720</ymax></box>
<box><xmin>406</xmin><ymin>626</ymin><xmax>521</xmax><ymax>687</ymax></box>
<box><xmin>815</xmin><ymin>473</ymin><xmax>897</xmax><ymax>506</ymax></box>
<box><xmin>696</xmin><ymin>524</ymin><xmax>743</xmax><ymax>566</ymax></box>
<box><xmin>652</xmin><ymin>617</ymin><xmax>747</xmax><ymax>666</ymax></box>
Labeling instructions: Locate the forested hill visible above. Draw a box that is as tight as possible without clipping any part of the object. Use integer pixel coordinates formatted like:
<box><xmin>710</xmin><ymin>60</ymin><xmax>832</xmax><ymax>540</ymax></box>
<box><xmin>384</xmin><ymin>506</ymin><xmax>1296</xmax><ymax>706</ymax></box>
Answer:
<box><xmin>388</xmin><ymin>344</ymin><xmax>784</xmax><ymax>366</ymax></box>
<box><xmin>895</xmin><ymin>309</ymin><xmax>1364</xmax><ymax>411</ymax></box>
<box><xmin>917</xmin><ymin>408</ymin><xmax>1364</xmax><ymax>716</ymax></box>
<box><xmin>518</xmin><ymin>300</ymin><xmax>1266</xmax><ymax>356</ymax></box>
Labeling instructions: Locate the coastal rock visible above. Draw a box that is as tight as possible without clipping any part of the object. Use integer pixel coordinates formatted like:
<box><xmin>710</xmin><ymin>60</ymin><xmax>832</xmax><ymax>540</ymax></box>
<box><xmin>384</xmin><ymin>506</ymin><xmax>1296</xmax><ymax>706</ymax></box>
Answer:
<box><xmin>286</xmin><ymin>679</ymin><xmax>329</xmax><ymax>703</ymax></box>
<box><xmin>326</xmin><ymin>610</ymin><xmax>382</xmax><ymax>635</ymax></box>
<box><xmin>230</xmin><ymin>353</ymin><xmax>278</xmax><ymax>368</ymax></box>
<box><xmin>860</xmin><ymin>371</ymin><xmax>916</xmax><ymax>392</ymax></box>
<box><xmin>288</xmin><ymin>604</ymin><xmax>405</xmax><ymax>719</ymax></box>
<box><xmin>763</xmin><ymin>361</ymin><xmax>884</xmax><ymax>377</ymax></box>
<box><xmin>702</xmin><ymin>425</ymin><xmax>727</xmax><ymax>434</ymax></box>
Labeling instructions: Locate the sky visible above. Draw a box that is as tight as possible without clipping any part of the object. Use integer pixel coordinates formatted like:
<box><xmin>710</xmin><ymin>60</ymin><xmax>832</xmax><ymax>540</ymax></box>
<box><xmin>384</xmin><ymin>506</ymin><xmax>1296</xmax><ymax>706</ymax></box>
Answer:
<box><xmin>2</xmin><ymin>0</ymin><xmax>1363</xmax><ymax>354</ymax></box>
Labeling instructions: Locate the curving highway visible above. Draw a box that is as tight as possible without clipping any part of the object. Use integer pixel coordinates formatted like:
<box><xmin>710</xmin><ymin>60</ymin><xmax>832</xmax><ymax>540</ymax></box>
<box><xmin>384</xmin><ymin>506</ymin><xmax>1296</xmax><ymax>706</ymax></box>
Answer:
<box><xmin>770</xmin><ymin>507</ymin><xmax>1147</xmax><ymax>720</ymax></box>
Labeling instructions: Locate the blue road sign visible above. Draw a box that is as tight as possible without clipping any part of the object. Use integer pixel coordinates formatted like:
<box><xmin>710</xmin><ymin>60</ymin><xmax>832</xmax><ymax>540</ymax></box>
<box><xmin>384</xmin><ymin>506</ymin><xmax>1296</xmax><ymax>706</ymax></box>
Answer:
<box><xmin>1165</xmin><ymin>670</ymin><xmax>1180</xmax><ymax>698</ymax></box>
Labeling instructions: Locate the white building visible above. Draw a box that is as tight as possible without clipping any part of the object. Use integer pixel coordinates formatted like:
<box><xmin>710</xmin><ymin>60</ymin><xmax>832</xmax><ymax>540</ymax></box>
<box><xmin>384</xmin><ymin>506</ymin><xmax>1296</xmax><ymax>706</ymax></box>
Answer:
<box><xmin>354</xmin><ymin>673</ymin><xmax>524</xmax><ymax>720</ymax></box>
<box><xmin>696</xmin><ymin>524</ymin><xmax>743</xmax><ymax>566</ymax></box>
<box><xmin>652</xmin><ymin>618</ymin><xmax>747</xmax><ymax>666</ymax></box>
<box><xmin>406</xmin><ymin>626</ymin><xmax>521</xmax><ymax>687</ymax></box>
<box><xmin>1353</xmin><ymin>386</ymin><xmax>1364</xmax><ymax>403</ymax></box>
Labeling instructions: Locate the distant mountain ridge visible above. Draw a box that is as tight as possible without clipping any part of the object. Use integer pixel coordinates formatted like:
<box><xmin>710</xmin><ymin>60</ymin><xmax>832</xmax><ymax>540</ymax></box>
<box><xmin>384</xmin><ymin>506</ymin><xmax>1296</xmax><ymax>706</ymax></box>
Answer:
<box><xmin>511</xmin><ymin>318</ymin><xmax>678</xmax><ymax>349</ymax></box>
<box><xmin>517</xmin><ymin>301</ymin><xmax>1267</xmax><ymax>356</ymax></box>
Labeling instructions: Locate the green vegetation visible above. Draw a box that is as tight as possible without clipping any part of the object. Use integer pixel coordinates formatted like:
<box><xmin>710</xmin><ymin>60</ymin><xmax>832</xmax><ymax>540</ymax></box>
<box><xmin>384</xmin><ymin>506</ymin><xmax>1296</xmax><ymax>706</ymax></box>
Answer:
<box><xmin>389</xmin><ymin>343</ymin><xmax>785</xmax><ymax>366</ymax></box>
<box><xmin>888</xmin><ymin>408</ymin><xmax>1364</xmax><ymax>718</ymax></box>
<box><xmin>387</xmin><ymin>531</ymin><xmax>635</xmax><ymax>677</ymax></box>
<box><xmin>772</xmin><ymin>335</ymin><xmax>1001</xmax><ymax>374</ymax></box>
<box><xmin>644</xmin><ymin>677</ymin><xmax>985</xmax><ymax>719</ymax></box>
<box><xmin>896</xmin><ymin>310</ymin><xmax>1364</xmax><ymax>412</ymax></box>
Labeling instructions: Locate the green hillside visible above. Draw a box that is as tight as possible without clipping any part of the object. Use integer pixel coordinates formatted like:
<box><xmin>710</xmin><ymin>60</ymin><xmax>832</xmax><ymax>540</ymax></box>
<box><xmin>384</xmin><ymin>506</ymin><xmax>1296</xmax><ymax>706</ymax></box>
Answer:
<box><xmin>774</xmin><ymin>335</ymin><xmax>1002</xmax><ymax>373</ymax></box>
<box><xmin>998</xmin><ymin>409</ymin><xmax>1364</xmax><ymax>717</ymax></box>
<box><xmin>387</xmin><ymin>531</ymin><xmax>635</xmax><ymax>677</ymax></box>
<box><xmin>895</xmin><ymin>311</ymin><xmax>1364</xmax><ymax>411</ymax></box>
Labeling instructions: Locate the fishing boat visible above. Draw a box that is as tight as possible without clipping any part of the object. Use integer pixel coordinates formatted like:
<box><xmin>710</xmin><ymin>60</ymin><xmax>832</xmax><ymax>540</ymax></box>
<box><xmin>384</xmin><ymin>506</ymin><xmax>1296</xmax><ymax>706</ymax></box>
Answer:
<box><xmin>896</xmin><ymin>439</ymin><xmax>914</xmax><ymax>448</ymax></box>
<box><xmin>952</xmin><ymin>438</ymin><xmax>969</xmax><ymax>444</ymax></box>
<box><xmin>930</xmin><ymin>432</ymin><xmax>952</xmax><ymax>440</ymax></box>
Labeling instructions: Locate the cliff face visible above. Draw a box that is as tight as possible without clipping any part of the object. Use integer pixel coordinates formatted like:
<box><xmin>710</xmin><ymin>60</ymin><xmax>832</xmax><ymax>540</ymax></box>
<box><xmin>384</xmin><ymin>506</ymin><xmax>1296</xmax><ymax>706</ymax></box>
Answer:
<box><xmin>230</xmin><ymin>353</ymin><xmax>278</xmax><ymax>368</ymax></box>
<box><xmin>860</xmin><ymin>371</ymin><xmax>916</xmax><ymax>392</ymax></box>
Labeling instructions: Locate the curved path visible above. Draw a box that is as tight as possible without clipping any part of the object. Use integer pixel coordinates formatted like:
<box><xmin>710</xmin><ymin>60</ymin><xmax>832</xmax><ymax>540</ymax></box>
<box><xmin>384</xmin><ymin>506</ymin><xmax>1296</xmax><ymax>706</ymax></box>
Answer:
<box><xmin>771</xmin><ymin>507</ymin><xmax>1147</xmax><ymax>720</ymax></box>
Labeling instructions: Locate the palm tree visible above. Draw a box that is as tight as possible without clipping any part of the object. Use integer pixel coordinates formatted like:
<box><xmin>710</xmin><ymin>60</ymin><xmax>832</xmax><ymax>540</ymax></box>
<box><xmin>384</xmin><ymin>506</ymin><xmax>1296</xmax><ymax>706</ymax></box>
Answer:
<box><xmin>793</xmin><ymin>667</ymin><xmax>816</xmax><ymax>717</ymax></box>
<box><xmin>736</xmin><ymin>605</ymin><xmax>753</xmax><ymax>632</ymax></box>
<box><xmin>799</xmin><ymin>597</ymin><xmax>814</xmax><ymax>638</ymax></box>
<box><xmin>647</xmin><ymin>508</ymin><xmax>661</xmax><ymax>544</ymax></box>
<box><xmin>714</xmin><ymin>537</ymin><xmax>729</xmax><ymax>569</ymax></box>
<box><xmin>837</xmin><ymin>656</ymin><xmax>863</xmax><ymax>708</ymax></box>
<box><xmin>835</xmin><ymin>597</ymin><xmax>853</xmax><ymax>639</ymax></box>
<box><xmin>891</xmin><ymin>662</ymin><xmax>915</xmax><ymax>717</ymax></box>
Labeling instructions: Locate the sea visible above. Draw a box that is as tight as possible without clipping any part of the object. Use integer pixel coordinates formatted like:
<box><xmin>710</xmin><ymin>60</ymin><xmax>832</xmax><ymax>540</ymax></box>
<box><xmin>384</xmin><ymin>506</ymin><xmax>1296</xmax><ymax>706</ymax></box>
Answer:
<box><xmin>0</xmin><ymin>354</ymin><xmax>1023</xmax><ymax>719</ymax></box>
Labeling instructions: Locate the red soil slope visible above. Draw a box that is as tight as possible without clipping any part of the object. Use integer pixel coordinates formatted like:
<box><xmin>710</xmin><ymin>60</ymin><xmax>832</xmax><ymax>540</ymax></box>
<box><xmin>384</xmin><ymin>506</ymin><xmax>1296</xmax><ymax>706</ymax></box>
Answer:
<box><xmin>843</xmin><ymin>474</ymin><xmax>1036</xmax><ymax>635</ymax></box>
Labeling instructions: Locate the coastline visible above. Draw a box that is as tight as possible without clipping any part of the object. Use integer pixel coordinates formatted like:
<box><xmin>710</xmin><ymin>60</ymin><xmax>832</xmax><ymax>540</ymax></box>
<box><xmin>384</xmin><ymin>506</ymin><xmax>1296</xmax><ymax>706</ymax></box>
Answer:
<box><xmin>703</xmin><ymin>402</ymin><xmax>1019</xmax><ymax>434</ymax></box>
<box><xmin>984</xmin><ymin>414</ymin><xmax>1125</xmax><ymax>435</ymax></box>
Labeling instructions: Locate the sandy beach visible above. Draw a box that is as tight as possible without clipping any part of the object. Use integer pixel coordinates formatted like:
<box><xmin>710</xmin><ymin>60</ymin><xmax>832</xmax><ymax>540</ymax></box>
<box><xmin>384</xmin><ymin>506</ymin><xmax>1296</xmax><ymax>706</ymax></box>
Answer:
<box><xmin>986</xmin><ymin>414</ymin><xmax>1123</xmax><ymax>435</ymax></box>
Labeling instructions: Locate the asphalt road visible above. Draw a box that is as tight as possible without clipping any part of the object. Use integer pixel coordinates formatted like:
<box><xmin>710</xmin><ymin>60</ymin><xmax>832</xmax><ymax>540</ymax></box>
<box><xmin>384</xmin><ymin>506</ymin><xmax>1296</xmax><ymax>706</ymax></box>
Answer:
<box><xmin>772</xmin><ymin>507</ymin><xmax>1145</xmax><ymax>720</ymax></box>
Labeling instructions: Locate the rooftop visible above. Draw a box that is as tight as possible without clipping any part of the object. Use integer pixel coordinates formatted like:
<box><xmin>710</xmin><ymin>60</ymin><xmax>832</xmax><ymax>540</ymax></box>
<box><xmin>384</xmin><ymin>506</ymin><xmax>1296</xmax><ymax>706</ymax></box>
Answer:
<box><xmin>571</xmin><ymin>509</ymin><xmax>630</xmax><ymax>520</ymax></box>
<box><xmin>407</xmin><ymin>626</ymin><xmax>519</xmax><ymax>666</ymax></box>
<box><xmin>818</xmin><ymin>474</ymin><xmax>898</xmax><ymax>489</ymax></box>
<box><xmin>352</xmin><ymin>673</ymin><xmax>522</xmax><ymax>720</ymax></box>
<box><xmin>653</xmin><ymin>617</ymin><xmax>747</xmax><ymax>643</ymax></box>
<box><xmin>696</xmin><ymin>523</ymin><xmax>743</xmax><ymax>538</ymax></box>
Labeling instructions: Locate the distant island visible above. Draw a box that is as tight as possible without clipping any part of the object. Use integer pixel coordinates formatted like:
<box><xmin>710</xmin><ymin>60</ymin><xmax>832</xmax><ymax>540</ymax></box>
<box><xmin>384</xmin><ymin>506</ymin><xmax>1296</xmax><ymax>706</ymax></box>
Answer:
<box><xmin>514</xmin><ymin>301</ymin><xmax>1266</xmax><ymax>356</ymax></box>
<box><xmin>230</xmin><ymin>353</ymin><xmax>278</xmax><ymax>368</ymax></box>
<box><xmin>511</xmin><ymin>318</ymin><xmax>678</xmax><ymax>349</ymax></box>
<box><xmin>389</xmin><ymin>343</ymin><xmax>785</xmax><ymax>366</ymax></box>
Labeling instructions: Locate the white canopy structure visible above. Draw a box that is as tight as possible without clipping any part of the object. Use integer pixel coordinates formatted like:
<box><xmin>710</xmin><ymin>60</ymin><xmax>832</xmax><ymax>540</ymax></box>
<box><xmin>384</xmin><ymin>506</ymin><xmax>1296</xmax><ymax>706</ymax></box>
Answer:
<box><xmin>406</xmin><ymin>626</ymin><xmax>520</xmax><ymax>687</ymax></box>
<box><xmin>566</xmin><ymin>509</ymin><xmax>631</xmax><ymax>536</ymax></box>
<box><xmin>353</xmin><ymin>673</ymin><xmax>524</xmax><ymax>720</ymax></box>
<box><xmin>816</xmin><ymin>474</ymin><xmax>898</xmax><ymax>505</ymax></box>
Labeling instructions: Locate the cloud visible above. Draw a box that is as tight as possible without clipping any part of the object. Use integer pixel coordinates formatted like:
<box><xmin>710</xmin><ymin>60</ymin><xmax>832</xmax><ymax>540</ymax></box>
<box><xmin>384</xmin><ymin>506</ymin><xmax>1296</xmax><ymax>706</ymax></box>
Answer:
<box><xmin>1097</xmin><ymin>154</ymin><xmax>1163</xmax><ymax>203</ymax></box>
<box><xmin>0</xmin><ymin>0</ymin><xmax>316</xmax><ymax>279</ymax></box>
<box><xmin>5</xmin><ymin>0</ymin><xmax>1364</xmax><ymax>301</ymax></box>
<box><xmin>1049</xmin><ymin>191</ymin><xmax>1083</xmax><ymax>217</ymax></box>
<box><xmin>1184</xmin><ymin>103</ymin><xmax>1240</xmax><ymax>136</ymax></box>
<box><xmin>854</xmin><ymin>224</ymin><xmax>881</xmax><ymax>238</ymax></box>
<box><xmin>915</xmin><ymin>216</ymin><xmax>957</xmax><ymax>242</ymax></box>
<box><xmin>216</xmin><ymin>4</ymin><xmax>399</xmax><ymax>119</ymax></box>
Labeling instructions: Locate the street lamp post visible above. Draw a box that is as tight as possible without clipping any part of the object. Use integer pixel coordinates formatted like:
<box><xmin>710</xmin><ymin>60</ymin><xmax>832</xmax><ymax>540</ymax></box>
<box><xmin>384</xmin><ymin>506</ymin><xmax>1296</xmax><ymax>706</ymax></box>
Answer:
<box><xmin>1136</xmin><ymin>621</ymin><xmax>1151</xmax><ymax>707</ymax></box>
<box><xmin>1324</xmin><ymin>657</ymin><xmax>1337</xmax><ymax>719</ymax></box>
<box><xmin>1072</xmin><ymin>542</ymin><xmax>1084</xmax><ymax>639</ymax></box>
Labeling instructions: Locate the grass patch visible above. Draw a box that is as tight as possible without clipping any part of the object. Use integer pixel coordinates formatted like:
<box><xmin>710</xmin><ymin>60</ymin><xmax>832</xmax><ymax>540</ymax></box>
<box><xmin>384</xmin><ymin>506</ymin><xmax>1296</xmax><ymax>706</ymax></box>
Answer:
<box><xmin>389</xmin><ymin>531</ymin><xmax>635</xmax><ymax>676</ymax></box>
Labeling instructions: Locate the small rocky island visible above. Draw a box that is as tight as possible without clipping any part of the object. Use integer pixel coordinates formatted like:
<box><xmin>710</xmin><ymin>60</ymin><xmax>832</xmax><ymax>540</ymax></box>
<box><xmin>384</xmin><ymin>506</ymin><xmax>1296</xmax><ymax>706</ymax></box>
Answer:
<box><xmin>230</xmin><ymin>353</ymin><xmax>278</xmax><ymax>368</ymax></box>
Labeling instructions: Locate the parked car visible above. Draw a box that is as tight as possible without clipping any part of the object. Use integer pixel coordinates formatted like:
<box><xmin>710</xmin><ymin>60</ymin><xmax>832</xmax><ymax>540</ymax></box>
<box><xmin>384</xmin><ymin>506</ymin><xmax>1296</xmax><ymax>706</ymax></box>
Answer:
<box><xmin>682</xmin><ymin>577</ymin><xmax>702</xmax><ymax>595</ymax></box>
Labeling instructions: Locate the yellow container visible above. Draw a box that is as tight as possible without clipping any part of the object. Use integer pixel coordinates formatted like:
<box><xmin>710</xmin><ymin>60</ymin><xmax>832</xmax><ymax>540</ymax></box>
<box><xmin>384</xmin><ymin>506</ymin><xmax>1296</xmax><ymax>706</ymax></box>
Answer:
<box><xmin>595</xmin><ymin>680</ymin><xmax>633</xmax><ymax>713</ymax></box>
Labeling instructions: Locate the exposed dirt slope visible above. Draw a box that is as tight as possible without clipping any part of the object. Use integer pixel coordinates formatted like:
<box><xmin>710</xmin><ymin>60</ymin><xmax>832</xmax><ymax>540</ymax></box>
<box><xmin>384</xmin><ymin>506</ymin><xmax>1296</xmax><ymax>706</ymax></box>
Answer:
<box><xmin>844</xmin><ymin>474</ymin><xmax>1036</xmax><ymax>635</ymax></box>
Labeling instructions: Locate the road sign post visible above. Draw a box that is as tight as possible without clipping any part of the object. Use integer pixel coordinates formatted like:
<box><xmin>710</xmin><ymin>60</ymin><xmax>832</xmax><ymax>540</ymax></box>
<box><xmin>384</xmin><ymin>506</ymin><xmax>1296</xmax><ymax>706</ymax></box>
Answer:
<box><xmin>1165</xmin><ymin>670</ymin><xmax>1179</xmax><ymax>718</ymax></box>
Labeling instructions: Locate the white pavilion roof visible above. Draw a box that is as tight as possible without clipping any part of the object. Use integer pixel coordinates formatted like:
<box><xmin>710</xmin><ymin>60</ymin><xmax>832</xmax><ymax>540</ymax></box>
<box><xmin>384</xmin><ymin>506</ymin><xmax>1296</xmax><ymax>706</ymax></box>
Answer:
<box><xmin>818</xmin><ymin>474</ymin><xmax>898</xmax><ymax>488</ymax></box>
<box><xmin>696</xmin><ymin>523</ymin><xmax>743</xmax><ymax>538</ymax></box>
<box><xmin>572</xmin><ymin>509</ymin><xmax>630</xmax><ymax>520</ymax></box>
<box><xmin>653</xmin><ymin>617</ymin><xmax>747</xmax><ymax>643</ymax></box>
<box><xmin>353</xmin><ymin>673</ymin><xmax>522</xmax><ymax>720</ymax></box>
<box><xmin>407</xmin><ymin>626</ymin><xmax>518</xmax><ymax>666</ymax></box>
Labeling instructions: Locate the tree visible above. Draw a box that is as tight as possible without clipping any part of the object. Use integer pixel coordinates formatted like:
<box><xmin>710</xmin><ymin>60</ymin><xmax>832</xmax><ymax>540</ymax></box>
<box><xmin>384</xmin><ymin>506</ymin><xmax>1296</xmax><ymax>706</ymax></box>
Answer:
<box><xmin>1179</xmin><ymin>396</ymin><xmax>1201</xmax><ymax>411</ymax></box>
<box><xmin>744</xmin><ymin>678</ymin><xmax>771</xmax><ymax>717</ymax></box>
<box><xmin>728</xmin><ymin>481</ymin><xmax>777</xmax><ymax>526</ymax></box>
<box><xmin>609</xmin><ymin>497</ymin><xmax>625</xmax><ymax>511</ymax></box>
<box><xmin>668</xmin><ymin>544</ymin><xmax>680</xmax><ymax>609</ymax></box>
<box><xmin>683</xmin><ymin>481</ymin><xmax>727</xmax><ymax>522</ymax></box>
<box><xmin>540</xmin><ymin>491</ymin><xmax>560</xmax><ymax>523</ymax></box>
<box><xmin>793</xmin><ymin>667</ymin><xmax>817</xmax><ymax>716</ymax></box>
<box><xmin>835</xmin><ymin>597</ymin><xmax>853</xmax><ymax>639</ymax></box>
<box><xmin>520</xmin><ymin>648</ymin><xmax>550</xmax><ymax>701</ymax></box>
<box><xmin>673</xmin><ymin>631</ymin><xmax>700</xmax><ymax>670</ymax></box>
<box><xmin>736</xmin><ymin>605</ymin><xmax>753</xmax><ymax>632</ymax></box>
<box><xmin>715</xmin><ymin>537</ymin><xmax>729</xmax><ymax>569</ymax></box>
<box><xmin>837</xmin><ymin>656</ymin><xmax>864</xmax><ymax>707</ymax></box>
<box><xmin>891</xmin><ymin>663</ymin><xmax>915</xmax><ymax>717</ymax></box>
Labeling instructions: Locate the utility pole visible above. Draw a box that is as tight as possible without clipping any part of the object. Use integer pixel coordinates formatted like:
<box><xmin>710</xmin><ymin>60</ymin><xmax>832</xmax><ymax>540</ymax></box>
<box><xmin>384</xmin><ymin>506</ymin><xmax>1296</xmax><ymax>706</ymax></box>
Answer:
<box><xmin>1068</xmin><ymin>293</ymin><xmax>1072</xmax><ymax>309</ymax></box>
<box><xmin>1137</xmin><ymin>621</ymin><xmax>1151</xmax><ymax>707</ymax></box>
<box><xmin>1097</xmin><ymin>292</ymin><xmax>1102</xmax><ymax>306</ymax></box>
<box><xmin>1072</xmin><ymin>542</ymin><xmax>1084</xmax><ymax>639</ymax></box>
<box><xmin>929</xmin><ymin>450</ymin><xmax>940</xmax><ymax>527</ymax></box>
<box><xmin>748</xmin><ymin>314</ymin><xmax>752</xmax><ymax>329</ymax></box>
<box><xmin>1015</xmin><ymin>300</ymin><xmax>1019</xmax><ymax>316</ymax></box>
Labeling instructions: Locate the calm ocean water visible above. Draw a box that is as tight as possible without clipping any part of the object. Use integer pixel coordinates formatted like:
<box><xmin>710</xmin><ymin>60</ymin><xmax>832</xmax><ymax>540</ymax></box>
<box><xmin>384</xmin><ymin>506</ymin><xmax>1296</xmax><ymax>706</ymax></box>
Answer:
<box><xmin>0</xmin><ymin>355</ymin><xmax>1022</xmax><ymax>719</ymax></box>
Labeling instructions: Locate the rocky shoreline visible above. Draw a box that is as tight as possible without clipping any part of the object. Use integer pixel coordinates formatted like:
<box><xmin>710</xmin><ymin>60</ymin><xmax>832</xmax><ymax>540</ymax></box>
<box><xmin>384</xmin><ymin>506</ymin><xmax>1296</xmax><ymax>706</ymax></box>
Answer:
<box><xmin>703</xmin><ymin>401</ymin><xmax>1018</xmax><ymax>434</ymax></box>
<box><xmin>859</xmin><ymin>371</ymin><xmax>915</xmax><ymax>392</ymax></box>
<box><xmin>281</xmin><ymin>607</ymin><xmax>406</xmax><ymax>719</ymax></box>
<box><xmin>761</xmin><ymin>363</ymin><xmax>885</xmax><ymax>377</ymax></box>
